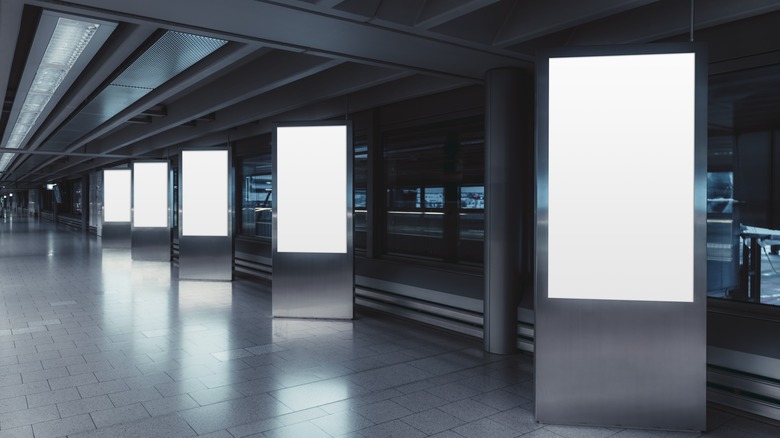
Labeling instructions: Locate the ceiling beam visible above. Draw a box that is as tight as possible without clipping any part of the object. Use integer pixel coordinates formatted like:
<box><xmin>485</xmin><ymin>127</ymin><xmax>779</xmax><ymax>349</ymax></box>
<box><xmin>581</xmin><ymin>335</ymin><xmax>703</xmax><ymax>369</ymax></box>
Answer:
<box><xmin>567</xmin><ymin>0</ymin><xmax>780</xmax><ymax>46</ymax></box>
<box><xmin>415</xmin><ymin>0</ymin><xmax>502</xmax><ymax>30</ymax></box>
<box><xmin>72</xmin><ymin>51</ymin><xmax>342</xmax><ymax>157</ymax></box>
<box><xmin>40</xmin><ymin>74</ymin><xmax>472</xmax><ymax>179</ymax></box>
<box><xmin>22</xmin><ymin>42</ymin><xmax>259</xmax><ymax>177</ymax></box>
<box><xmin>29</xmin><ymin>0</ymin><xmax>529</xmax><ymax>78</ymax></box>
<box><xmin>34</xmin><ymin>63</ymin><xmax>410</xmax><ymax>181</ymax></box>
<box><xmin>493</xmin><ymin>0</ymin><xmax>658</xmax><ymax>47</ymax></box>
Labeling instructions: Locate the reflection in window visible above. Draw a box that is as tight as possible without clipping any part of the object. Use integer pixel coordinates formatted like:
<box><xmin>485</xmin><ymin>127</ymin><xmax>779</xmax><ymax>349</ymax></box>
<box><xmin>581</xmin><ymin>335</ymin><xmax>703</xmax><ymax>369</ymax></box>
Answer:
<box><xmin>383</xmin><ymin>117</ymin><xmax>484</xmax><ymax>263</ymax></box>
<box><xmin>241</xmin><ymin>154</ymin><xmax>272</xmax><ymax>238</ymax></box>
<box><xmin>707</xmin><ymin>172</ymin><xmax>734</xmax><ymax>214</ymax></box>
<box><xmin>459</xmin><ymin>186</ymin><xmax>484</xmax><ymax>242</ymax></box>
<box><xmin>354</xmin><ymin>139</ymin><xmax>368</xmax><ymax>249</ymax></box>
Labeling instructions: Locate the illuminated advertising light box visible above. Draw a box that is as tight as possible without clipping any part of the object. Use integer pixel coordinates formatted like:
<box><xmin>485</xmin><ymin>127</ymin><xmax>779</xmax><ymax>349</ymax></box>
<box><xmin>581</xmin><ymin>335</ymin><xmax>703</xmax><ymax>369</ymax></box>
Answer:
<box><xmin>181</xmin><ymin>150</ymin><xmax>229</xmax><ymax>237</ymax></box>
<box><xmin>547</xmin><ymin>52</ymin><xmax>696</xmax><ymax>303</ymax></box>
<box><xmin>276</xmin><ymin>125</ymin><xmax>347</xmax><ymax>253</ymax></box>
<box><xmin>535</xmin><ymin>44</ymin><xmax>706</xmax><ymax>432</ymax></box>
<box><xmin>272</xmin><ymin>122</ymin><xmax>353</xmax><ymax>320</ymax></box>
<box><xmin>133</xmin><ymin>162</ymin><xmax>168</xmax><ymax>228</ymax></box>
<box><xmin>103</xmin><ymin>169</ymin><xmax>131</xmax><ymax>223</ymax></box>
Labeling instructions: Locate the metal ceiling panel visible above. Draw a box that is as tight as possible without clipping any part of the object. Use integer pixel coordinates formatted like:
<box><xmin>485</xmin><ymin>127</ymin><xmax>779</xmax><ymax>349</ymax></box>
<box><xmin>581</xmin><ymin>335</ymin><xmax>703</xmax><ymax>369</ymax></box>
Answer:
<box><xmin>112</xmin><ymin>31</ymin><xmax>227</xmax><ymax>89</ymax></box>
<box><xmin>32</xmin><ymin>31</ymin><xmax>227</xmax><ymax>157</ymax></box>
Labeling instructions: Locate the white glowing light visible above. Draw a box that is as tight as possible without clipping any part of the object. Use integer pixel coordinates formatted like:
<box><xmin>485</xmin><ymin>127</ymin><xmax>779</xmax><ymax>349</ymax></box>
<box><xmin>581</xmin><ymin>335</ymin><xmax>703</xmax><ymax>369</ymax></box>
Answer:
<box><xmin>104</xmin><ymin>169</ymin><xmax>131</xmax><ymax>223</ymax></box>
<box><xmin>547</xmin><ymin>52</ymin><xmax>696</xmax><ymax>302</ymax></box>
<box><xmin>0</xmin><ymin>17</ymin><xmax>100</xmax><ymax>171</ymax></box>
<box><xmin>181</xmin><ymin>150</ymin><xmax>228</xmax><ymax>236</ymax></box>
<box><xmin>133</xmin><ymin>162</ymin><xmax>168</xmax><ymax>228</ymax></box>
<box><xmin>277</xmin><ymin>125</ymin><xmax>347</xmax><ymax>253</ymax></box>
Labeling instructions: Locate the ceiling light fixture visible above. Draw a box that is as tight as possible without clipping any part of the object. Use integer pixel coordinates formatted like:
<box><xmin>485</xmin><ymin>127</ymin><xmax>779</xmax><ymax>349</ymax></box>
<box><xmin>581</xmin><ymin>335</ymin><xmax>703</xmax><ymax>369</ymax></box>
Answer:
<box><xmin>0</xmin><ymin>11</ymin><xmax>115</xmax><ymax>172</ymax></box>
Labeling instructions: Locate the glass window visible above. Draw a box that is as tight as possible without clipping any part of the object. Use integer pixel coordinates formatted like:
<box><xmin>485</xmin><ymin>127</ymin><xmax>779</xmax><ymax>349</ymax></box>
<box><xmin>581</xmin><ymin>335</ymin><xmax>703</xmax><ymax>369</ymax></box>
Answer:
<box><xmin>354</xmin><ymin>138</ymin><xmax>368</xmax><ymax>250</ymax></box>
<box><xmin>72</xmin><ymin>181</ymin><xmax>82</xmax><ymax>214</ymax></box>
<box><xmin>240</xmin><ymin>154</ymin><xmax>272</xmax><ymax>238</ymax></box>
<box><xmin>383</xmin><ymin>117</ymin><xmax>484</xmax><ymax>263</ymax></box>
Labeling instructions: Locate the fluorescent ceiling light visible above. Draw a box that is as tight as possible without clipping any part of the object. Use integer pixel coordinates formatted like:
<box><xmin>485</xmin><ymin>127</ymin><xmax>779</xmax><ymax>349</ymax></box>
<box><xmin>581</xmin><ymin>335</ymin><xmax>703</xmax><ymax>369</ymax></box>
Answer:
<box><xmin>0</xmin><ymin>12</ymin><xmax>114</xmax><ymax>172</ymax></box>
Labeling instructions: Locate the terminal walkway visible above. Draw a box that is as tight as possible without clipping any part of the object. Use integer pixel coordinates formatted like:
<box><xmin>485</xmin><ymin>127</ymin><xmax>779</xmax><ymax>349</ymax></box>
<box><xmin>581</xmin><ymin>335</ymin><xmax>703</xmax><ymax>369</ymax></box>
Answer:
<box><xmin>0</xmin><ymin>215</ymin><xmax>777</xmax><ymax>437</ymax></box>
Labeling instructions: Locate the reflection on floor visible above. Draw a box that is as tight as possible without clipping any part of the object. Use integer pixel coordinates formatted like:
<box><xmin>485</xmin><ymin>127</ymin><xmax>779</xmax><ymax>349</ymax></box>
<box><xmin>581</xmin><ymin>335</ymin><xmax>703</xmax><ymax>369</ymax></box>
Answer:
<box><xmin>1</xmin><ymin>215</ymin><xmax>779</xmax><ymax>437</ymax></box>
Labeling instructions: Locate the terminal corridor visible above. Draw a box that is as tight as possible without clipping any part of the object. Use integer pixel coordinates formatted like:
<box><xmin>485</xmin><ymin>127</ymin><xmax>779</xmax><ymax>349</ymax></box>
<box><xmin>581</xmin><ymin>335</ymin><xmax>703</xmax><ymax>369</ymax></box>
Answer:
<box><xmin>0</xmin><ymin>216</ymin><xmax>775</xmax><ymax>437</ymax></box>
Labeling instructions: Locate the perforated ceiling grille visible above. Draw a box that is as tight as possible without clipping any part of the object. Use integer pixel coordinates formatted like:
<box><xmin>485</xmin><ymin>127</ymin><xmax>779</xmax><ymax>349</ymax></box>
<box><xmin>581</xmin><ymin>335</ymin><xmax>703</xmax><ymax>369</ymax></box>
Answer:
<box><xmin>37</xmin><ymin>31</ymin><xmax>227</xmax><ymax>153</ymax></box>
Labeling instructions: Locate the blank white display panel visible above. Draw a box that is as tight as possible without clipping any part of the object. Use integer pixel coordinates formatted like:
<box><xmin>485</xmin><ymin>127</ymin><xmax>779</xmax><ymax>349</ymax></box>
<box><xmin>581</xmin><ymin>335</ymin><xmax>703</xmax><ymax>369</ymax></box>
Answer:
<box><xmin>277</xmin><ymin>125</ymin><xmax>347</xmax><ymax>253</ymax></box>
<box><xmin>547</xmin><ymin>52</ymin><xmax>695</xmax><ymax>302</ymax></box>
<box><xmin>104</xmin><ymin>169</ymin><xmax>131</xmax><ymax>223</ymax></box>
<box><xmin>181</xmin><ymin>150</ymin><xmax>228</xmax><ymax>237</ymax></box>
<box><xmin>133</xmin><ymin>162</ymin><xmax>168</xmax><ymax>228</ymax></box>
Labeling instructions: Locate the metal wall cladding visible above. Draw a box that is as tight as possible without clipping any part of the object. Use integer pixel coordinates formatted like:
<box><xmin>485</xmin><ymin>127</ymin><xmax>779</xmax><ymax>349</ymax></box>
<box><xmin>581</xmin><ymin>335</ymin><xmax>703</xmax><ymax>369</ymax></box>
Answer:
<box><xmin>37</xmin><ymin>32</ymin><xmax>227</xmax><ymax>155</ymax></box>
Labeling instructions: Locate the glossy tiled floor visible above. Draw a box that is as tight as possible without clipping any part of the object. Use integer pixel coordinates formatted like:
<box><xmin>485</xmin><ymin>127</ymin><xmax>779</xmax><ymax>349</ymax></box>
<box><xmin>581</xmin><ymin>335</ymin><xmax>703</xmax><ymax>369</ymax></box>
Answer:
<box><xmin>1</xmin><ymin>215</ymin><xmax>779</xmax><ymax>438</ymax></box>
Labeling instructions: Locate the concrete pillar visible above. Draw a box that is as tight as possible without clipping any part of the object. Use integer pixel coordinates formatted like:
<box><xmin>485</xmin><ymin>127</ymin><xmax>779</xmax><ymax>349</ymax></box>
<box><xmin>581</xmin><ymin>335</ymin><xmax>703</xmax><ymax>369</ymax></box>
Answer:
<box><xmin>484</xmin><ymin>68</ymin><xmax>532</xmax><ymax>354</ymax></box>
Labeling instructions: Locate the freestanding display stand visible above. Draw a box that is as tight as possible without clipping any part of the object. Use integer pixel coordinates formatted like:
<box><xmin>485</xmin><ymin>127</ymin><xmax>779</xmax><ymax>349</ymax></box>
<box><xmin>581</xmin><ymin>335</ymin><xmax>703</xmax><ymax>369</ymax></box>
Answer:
<box><xmin>535</xmin><ymin>43</ymin><xmax>707</xmax><ymax>431</ymax></box>
<box><xmin>102</xmin><ymin>168</ymin><xmax>131</xmax><ymax>248</ymax></box>
<box><xmin>131</xmin><ymin>161</ymin><xmax>171</xmax><ymax>261</ymax></box>
<box><xmin>178</xmin><ymin>148</ymin><xmax>233</xmax><ymax>281</ymax></box>
<box><xmin>272</xmin><ymin>121</ymin><xmax>353</xmax><ymax>319</ymax></box>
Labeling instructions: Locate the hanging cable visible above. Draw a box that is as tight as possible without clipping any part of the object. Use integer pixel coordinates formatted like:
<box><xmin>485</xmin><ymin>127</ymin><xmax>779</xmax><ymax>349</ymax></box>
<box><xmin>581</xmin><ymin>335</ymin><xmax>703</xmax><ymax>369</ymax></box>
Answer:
<box><xmin>690</xmin><ymin>0</ymin><xmax>695</xmax><ymax>42</ymax></box>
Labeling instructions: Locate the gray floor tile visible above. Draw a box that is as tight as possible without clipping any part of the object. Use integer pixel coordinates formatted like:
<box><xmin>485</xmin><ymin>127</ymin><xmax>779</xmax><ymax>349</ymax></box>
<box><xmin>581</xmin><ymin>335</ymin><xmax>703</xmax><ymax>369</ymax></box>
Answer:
<box><xmin>178</xmin><ymin>393</ymin><xmax>292</xmax><ymax>434</ymax></box>
<box><xmin>31</xmin><ymin>414</ymin><xmax>96</xmax><ymax>438</ymax></box>
<box><xmin>310</xmin><ymin>410</ymin><xmax>375</xmax><ymax>435</ymax></box>
<box><xmin>0</xmin><ymin>404</ymin><xmax>60</xmax><ymax>429</ymax></box>
<box><xmin>351</xmin><ymin>399</ymin><xmax>413</xmax><ymax>424</ymax></box>
<box><xmin>401</xmin><ymin>408</ymin><xmax>466</xmax><ymax>435</ymax></box>
<box><xmin>262</xmin><ymin>421</ymin><xmax>330</xmax><ymax>438</ymax></box>
<box><xmin>77</xmin><ymin>379</ymin><xmax>130</xmax><ymax>399</ymax></box>
<box><xmin>0</xmin><ymin>396</ymin><xmax>28</xmax><ymax>415</ymax></box>
<box><xmin>453</xmin><ymin>417</ymin><xmax>520</xmax><ymax>438</ymax></box>
<box><xmin>0</xmin><ymin>425</ymin><xmax>34</xmax><ymax>438</ymax></box>
<box><xmin>189</xmin><ymin>385</ymin><xmax>244</xmax><ymax>405</ymax></box>
<box><xmin>57</xmin><ymin>395</ymin><xmax>115</xmax><ymax>418</ymax></box>
<box><xmin>90</xmin><ymin>403</ymin><xmax>150</xmax><ymax>428</ymax></box>
<box><xmin>108</xmin><ymin>387</ymin><xmax>163</xmax><ymax>406</ymax></box>
<box><xmin>489</xmin><ymin>406</ymin><xmax>544</xmax><ymax>434</ymax></box>
<box><xmin>142</xmin><ymin>394</ymin><xmax>199</xmax><ymax>416</ymax></box>
<box><xmin>69</xmin><ymin>413</ymin><xmax>197</xmax><ymax>438</ymax></box>
<box><xmin>227</xmin><ymin>417</ymin><xmax>283</xmax><ymax>437</ymax></box>
<box><xmin>26</xmin><ymin>386</ymin><xmax>81</xmax><ymax>408</ymax></box>
<box><xmin>358</xmin><ymin>419</ymin><xmax>426</xmax><ymax>438</ymax></box>
<box><xmin>269</xmin><ymin>377</ymin><xmax>365</xmax><ymax>411</ymax></box>
<box><xmin>440</xmin><ymin>398</ymin><xmax>500</xmax><ymax>422</ymax></box>
<box><xmin>391</xmin><ymin>390</ymin><xmax>449</xmax><ymax>412</ymax></box>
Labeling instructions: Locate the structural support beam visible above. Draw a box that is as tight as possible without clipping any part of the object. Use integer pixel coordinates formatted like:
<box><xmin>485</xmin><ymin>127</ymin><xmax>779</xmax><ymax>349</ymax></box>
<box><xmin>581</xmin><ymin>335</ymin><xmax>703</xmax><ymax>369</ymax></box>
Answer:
<box><xmin>484</xmin><ymin>68</ymin><xmax>531</xmax><ymax>354</ymax></box>
<box><xmin>493</xmin><ymin>0</ymin><xmax>657</xmax><ymax>47</ymax></box>
<box><xmin>29</xmin><ymin>0</ymin><xmax>527</xmax><ymax>78</ymax></box>
<box><xmin>415</xmin><ymin>0</ymin><xmax>502</xmax><ymax>30</ymax></box>
<box><xmin>567</xmin><ymin>0</ymin><xmax>780</xmax><ymax>45</ymax></box>
<box><xmin>23</xmin><ymin>43</ymin><xmax>258</xmax><ymax>177</ymax></box>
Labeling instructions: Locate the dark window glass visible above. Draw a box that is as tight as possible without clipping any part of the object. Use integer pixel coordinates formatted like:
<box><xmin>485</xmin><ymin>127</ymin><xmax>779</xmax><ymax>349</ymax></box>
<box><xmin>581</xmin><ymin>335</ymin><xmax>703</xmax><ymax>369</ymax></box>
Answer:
<box><xmin>72</xmin><ymin>182</ymin><xmax>82</xmax><ymax>214</ymax></box>
<box><xmin>240</xmin><ymin>154</ymin><xmax>272</xmax><ymax>238</ymax></box>
<box><xmin>354</xmin><ymin>138</ymin><xmax>368</xmax><ymax>250</ymax></box>
<box><xmin>383</xmin><ymin>117</ymin><xmax>484</xmax><ymax>264</ymax></box>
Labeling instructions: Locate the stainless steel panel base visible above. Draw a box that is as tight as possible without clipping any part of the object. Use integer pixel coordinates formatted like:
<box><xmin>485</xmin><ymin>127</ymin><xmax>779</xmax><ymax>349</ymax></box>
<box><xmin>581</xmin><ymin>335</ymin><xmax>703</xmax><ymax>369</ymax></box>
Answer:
<box><xmin>273</xmin><ymin>252</ymin><xmax>353</xmax><ymax>320</ymax></box>
<box><xmin>102</xmin><ymin>222</ymin><xmax>131</xmax><ymax>248</ymax></box>
<box><xmin>534</xmin><ymin>300</ymin><xmax>706</xmax><ymax>431</ymax></box>
<box><xmin>179</xmin><ymin>235</ymin><xmax>232</xmax><ymax>281</ymax></box>
<box><xmin>132</xmin><ymin>227</ymin><xmax>171</xmax><ymax>261</ymax></box>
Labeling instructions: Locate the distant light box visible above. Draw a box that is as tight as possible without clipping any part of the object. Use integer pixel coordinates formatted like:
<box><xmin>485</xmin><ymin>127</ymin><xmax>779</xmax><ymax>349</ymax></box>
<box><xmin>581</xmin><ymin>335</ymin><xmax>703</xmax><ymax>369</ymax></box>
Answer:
<box><xmin>103</xmin><ymin>169</ymin><xmax>131</xmax><ymax>223</ymax></box>
<box><xmin>181</xmin><ymin>150</ymin><xmax>228</xmax><ymax>237</ymax></box>
<box><xmin>547</xmin><ymin>52</ymin><xmax>696</xmax><ymax>302</ymax></box>
<box><xmin>276</xmin><ymin>125</ymin><xmax>347</xmax><ymax>253</ymax></box>
<box><xmin>133</xmin><ymin>162</ymin><xmax>168</xmax><ymax>228</ymax></box>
